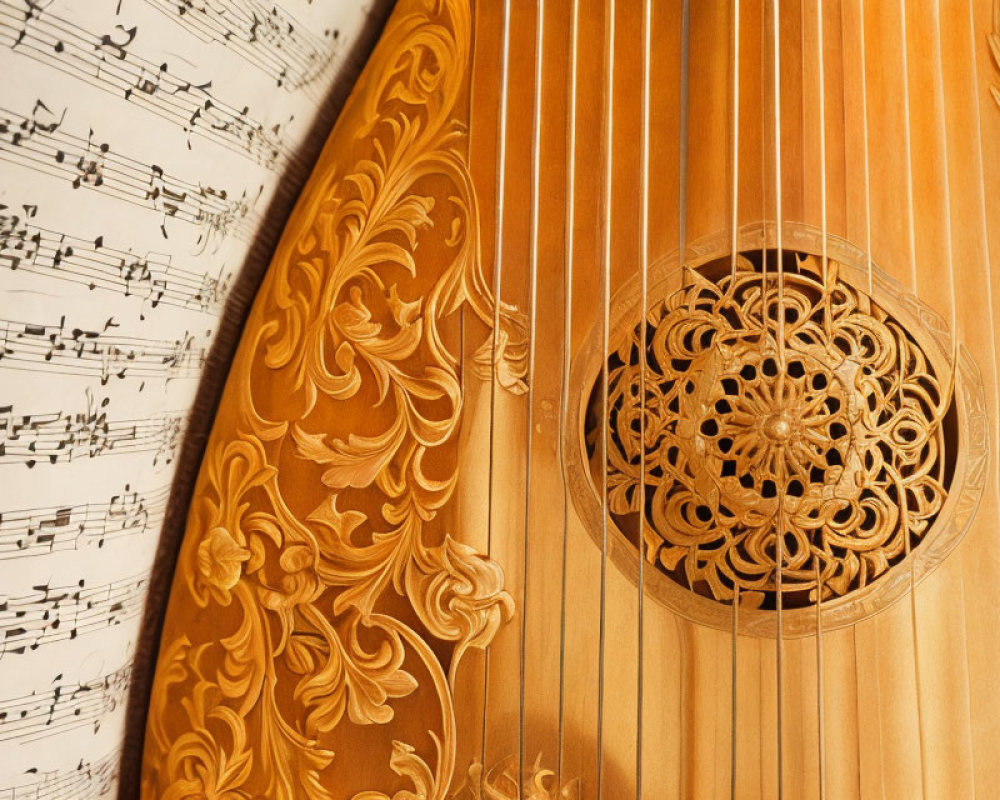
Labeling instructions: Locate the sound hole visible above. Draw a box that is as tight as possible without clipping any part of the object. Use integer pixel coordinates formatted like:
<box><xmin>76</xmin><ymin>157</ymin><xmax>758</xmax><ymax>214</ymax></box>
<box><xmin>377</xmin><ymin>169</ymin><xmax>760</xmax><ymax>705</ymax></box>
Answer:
<box><xmin>584</xmin><ymin>250</ymin><xmax>957</xmax><ymax>611</ymax></box>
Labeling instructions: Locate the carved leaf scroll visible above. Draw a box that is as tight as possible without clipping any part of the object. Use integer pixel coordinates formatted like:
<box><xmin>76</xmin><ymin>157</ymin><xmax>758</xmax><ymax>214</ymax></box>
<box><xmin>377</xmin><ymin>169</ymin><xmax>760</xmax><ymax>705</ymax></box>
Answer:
<box><xmin>142</xmin><ymin>1</ymin><xmax>524</xmax><ymax>797</ymax></box>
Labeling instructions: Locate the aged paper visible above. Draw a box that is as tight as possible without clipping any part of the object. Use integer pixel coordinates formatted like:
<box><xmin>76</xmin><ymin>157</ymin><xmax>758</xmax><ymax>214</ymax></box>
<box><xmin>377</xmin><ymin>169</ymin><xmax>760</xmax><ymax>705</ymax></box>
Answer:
<box><xmin>0</xmin><ymin>0</ymin><xmax>380</xmax><ymax>795</ymax></box>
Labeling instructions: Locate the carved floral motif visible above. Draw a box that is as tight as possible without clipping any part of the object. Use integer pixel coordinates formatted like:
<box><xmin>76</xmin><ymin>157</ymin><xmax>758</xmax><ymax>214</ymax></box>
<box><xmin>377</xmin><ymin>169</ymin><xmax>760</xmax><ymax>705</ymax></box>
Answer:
<box><xmin>594</xmin><ymin>254</ymin><xmax>952</xmax><ymax>609</ymax></box>
<box><xmin>451</xmin><ymin>757</ymin><xmax>579</xmax><ymax>800</ymax></box>
<box><xmin>142</xmin><ymin>1</ymin><xmax>523</xmax><ymax>797</ymax></box>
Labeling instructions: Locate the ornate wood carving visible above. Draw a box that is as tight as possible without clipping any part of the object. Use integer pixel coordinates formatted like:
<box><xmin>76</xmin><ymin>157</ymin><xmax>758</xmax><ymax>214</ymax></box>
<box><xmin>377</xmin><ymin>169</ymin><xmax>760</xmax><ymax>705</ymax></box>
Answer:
<box><xmin>451</xmin><ymin>758</ymin><xmax>579</xmax><ymax>800</ymax></box>
<box><xmin>136</xmin><ymin>0</ymin><xmax>1000</xmax><ymax>795</ymax></box>
<box><xmin>566</xmin><ymin>224</ymin><xmax>987</xmax><ymax>638</ymax></box>
<box><xmin>141</xmin><ymin>1</ymin><xmax>524</xmax><ymax>797</ymax></box>
<box><xmin>592</xmin><ymin>251</ymin><xmax>952</xmax><ymax>610</ymax></box>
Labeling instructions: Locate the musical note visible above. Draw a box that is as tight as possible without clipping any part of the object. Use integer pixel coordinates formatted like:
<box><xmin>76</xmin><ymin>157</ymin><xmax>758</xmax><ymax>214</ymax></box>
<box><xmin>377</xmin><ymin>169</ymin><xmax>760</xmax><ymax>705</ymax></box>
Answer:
<box><xmin>0</xmin><ymin>0</ymin><xmax>300</xmax><ymax>171</ymax></box>
<box><xmin>0</xmin><ymin>570</ymin><xmax>149</xmax><ymax>658</ymax></box>
<box><xmin>0</xmin><ymin>209</ymin><xmax>234</xmax><ymax>313</ymax></box>
<box><xmin>0</xmin><ymin>664</ymin><xmax>131</xmax><ymax>743</ymax></box>
<box><xmin>0</xmin><ymin>750</ymin><xmax>118</xmax><ymax>800</ymax></box>
<box><xmin>0</xmin><ymin>102</ymin><xmax>265</xmax><ymax>245</ymax></box>
<box><xmin>95</xmin><ymin>23</ymin><xmax>136</xmax><ymax>62</ymax></box>
<box><xmin>0</xmin><ymin>393</ymin><xmax>186</xmax><ymax>467</ymax></box>
<box><xmin>0</xmin><ymin>315</ymin><xmax>211</xmax><ymax>382</ymax></box>
<box><xmin>0</xmin><ymin>99</ymin><xmax>63</xmax><ymax>146</ymax></box>
<box><xmin>0</xmin><ymin>483</ymin><xmax>169</xmax><ymax>560</ymax></box>
<box><xmin>143</xmin><ymin>0</ymin><xmax>344</xmax><ymax>97</ymax></box>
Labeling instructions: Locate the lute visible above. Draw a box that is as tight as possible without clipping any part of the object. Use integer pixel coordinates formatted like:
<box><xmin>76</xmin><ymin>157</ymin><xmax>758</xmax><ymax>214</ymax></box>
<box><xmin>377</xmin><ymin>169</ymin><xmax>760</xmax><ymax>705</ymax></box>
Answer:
<box><xmin>140</xmin><ymin>1</ymin><xmax>1000</xmax><ymax>797</ymax></box>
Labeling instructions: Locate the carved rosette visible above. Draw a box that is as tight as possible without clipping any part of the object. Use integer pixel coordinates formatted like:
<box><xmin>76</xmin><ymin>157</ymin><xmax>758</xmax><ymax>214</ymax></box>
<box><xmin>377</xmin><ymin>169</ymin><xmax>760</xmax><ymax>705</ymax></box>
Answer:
<box><xmin>593</xmin><ymin>254</ymin><xmax>951</xmax><ymax>610</ymax></box>
<box><xmin>141</xmin><ymin>1</ymin><xmax>524</xmax><ymax>798</ymax></box>
<box><xmin>567</xmin><ymin>224</ymin><xmax>987</xmax><ymax>637</ymax></box>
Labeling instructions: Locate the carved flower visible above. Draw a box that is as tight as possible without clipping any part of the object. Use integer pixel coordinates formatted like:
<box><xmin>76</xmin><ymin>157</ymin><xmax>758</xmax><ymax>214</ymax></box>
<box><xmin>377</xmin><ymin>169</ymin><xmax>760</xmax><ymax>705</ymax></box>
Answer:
<box><xmin>195</xmin><ymin>526</ymin><xmax>251</xmax><ymax>606</ymax></box>
<box><xmin>407</xmin><ymin>536</ymin><xmax>514</xmax><ymax>665</ymax></box>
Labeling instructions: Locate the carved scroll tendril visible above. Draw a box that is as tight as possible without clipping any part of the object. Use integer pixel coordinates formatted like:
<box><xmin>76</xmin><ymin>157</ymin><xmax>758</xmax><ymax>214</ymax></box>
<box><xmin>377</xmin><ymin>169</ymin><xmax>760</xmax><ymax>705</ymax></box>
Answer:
<box><xmin>142</xmin><ymin>1</ymin><xmax>523</xmax><ymax>798</ymax></box>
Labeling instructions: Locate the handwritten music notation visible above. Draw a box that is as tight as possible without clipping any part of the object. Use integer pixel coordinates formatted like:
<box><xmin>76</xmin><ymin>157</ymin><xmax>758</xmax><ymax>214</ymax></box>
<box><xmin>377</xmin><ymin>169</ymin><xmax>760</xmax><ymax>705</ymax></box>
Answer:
<box><xmin>145</xmin><ymin>0</ymin><xmax>343</xmax><ymax>97</ymax></box>
<box><xmin>0</xmin><ymin>664</ymin><xmax>131</xmax><ymax>743</ymax></box>
<box><xmin>0</xmin><ymin>571</ymin><xmax>148</xmax><ymax>658</ymax></box>
<box><xmin>0</xmin><ymin>751</ymin><xmax>118</xmax><ymax>800</ymax></box>
<box><xmin>0</xmin><ymin>0</ymin><xmax>306</xmax><ymax>173</ymax></box>
<box><xmin>0</xmin><ymin>101</ymin><xmax>270</xmax><ymax>247</ymax></box>
<box><xmin>0</xmin><ymin>0</ymin><xmax>380</xmax><ymax>789</ymax></box>
<box><xmin>0</xmin><ymin>316</ymin><xmax>210</xmax><ymax>382</ymax></box>
<box><xmin>0</xmin><ymin>209</ymin><xmax>233</xmax><ymax>313</ymax></box>
<box><xmin>0</xmin><ymin>483</ymin><xmax>168</xmax><ymax>560</ymax></box>
<box><xmin>0</xmin><ymin>395</ymin><xmax>185</xmax><ymax>468</ymax></box>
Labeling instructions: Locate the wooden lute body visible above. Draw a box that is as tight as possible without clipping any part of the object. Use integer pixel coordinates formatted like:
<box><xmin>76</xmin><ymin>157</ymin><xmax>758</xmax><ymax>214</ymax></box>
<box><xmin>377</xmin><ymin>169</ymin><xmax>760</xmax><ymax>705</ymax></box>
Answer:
<box><xmin>140</xmin><ymin>1</ymin><xmax>1000</xmax><ymax>797</ymax></box>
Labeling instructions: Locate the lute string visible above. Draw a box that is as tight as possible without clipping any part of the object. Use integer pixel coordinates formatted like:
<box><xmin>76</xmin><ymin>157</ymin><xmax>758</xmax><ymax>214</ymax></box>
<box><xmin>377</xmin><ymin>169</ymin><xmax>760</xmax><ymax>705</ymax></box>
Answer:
<box><xmin>758</xmin><ymin>4</ymin><xmax>769</xmax><ymax>790</ymax></box>
<box><xmin>678</xmin><ymin>2</ymin><xmax>691</xmax><ymax>791</ymax></box>
<box><xmin>728</xmin><ymin>1</ymin><xmax>741</xmax><ymax>797</ymax></box>
<box><xmin>730</xmin><ymin>0</ymin><xmax>741</xmax><ymax>286</ymax></box>
<box><xmin>759</xmin><ymin>0</ymin><xmax>769</xmax><ymax>412</ymax></box>
<box><xmin>679</xmin><ymin>0</ymin><xmax>691</xmax><ymax>286</ymax></box>
<box><xmin>770</xmin><ymin>0</ymin><xmax>785</xmax><ymax>796</ymax></box>
<box><xmin>963</xmin><ymin>5</ymin><xmax>1000</xmax><ymax>726</ymax></box>
<box><xmin>814</xmin><ymin>554</ymin><xmax>827</xmax><ymax>800</ymax></box>
<box><xmin>594</xmin><ymin>0</ymin><xmax>615</xmax><ymax>800</ymax></box>
<box><xmin>636</xmin><ymin>0</ymin><xmax>652</xmax><ymax>795</ymax></box>
<box><xmin>928</xmin><ymin>0</ymin><xmax>965</xmax><ymax>789</ymax></box>
<box><xmin>962</xmin><ymin>5</ymin><xmax>1000</xmax><ymax>791</ymax></box>
<box><xmin>928</xmin><ymin>1</ymin><xmax>958</xmax><ymax>413</ymax></box>
<box><xmin>596</xmin><ymin>0</ymin><xmax>616</xmax><ymax>794</ymax></box>
<box><xmin>856</xmin><ymin>3</ymin><xmax>883</xmax><ymax>793</ymax></box>
<box><xmin>898</xmin><ymin>1</ymin><xmax>930</xmax><ymax>793</ymax></box>
<box><xmin>677</xmin><ymin>0</ymin><xmax>691</xmax><ymax>791</ymax></box>
<box><xmin>556</xmin><ymin>0</ymin><xmax>580</xmax><ymax>786</ymax></box>
<box><xmin>898</xmin><ymin>0</ymin><xmax>920</xmax><ymax>293</ymax></box>
<box><xmin>814</xmin><ymin>2</ymin><xmax>828</xmax><ymax>796</ymax></box>
<box><xmin>817</xmin><ymin>0</ymin><xmax>829</xmax><ymax>331</ymax></box>
<box><xmin>858</xmin><ymin>0</ymin><xmax>874</xmax><ymax>298</ymax></box>
<box><xmin>518</xmin><ymin>0</ymin><xmax>545</xmax><ymax>790</ymax></box>
<box><xmin>731</xmin><ymin>584</ymin><xmax>741</xmax><ymax>800</ymax></box>
<box><xmin>481</xmin><ymin>0</ymin><xmax>513</xmax><ymax>779</ymax></box>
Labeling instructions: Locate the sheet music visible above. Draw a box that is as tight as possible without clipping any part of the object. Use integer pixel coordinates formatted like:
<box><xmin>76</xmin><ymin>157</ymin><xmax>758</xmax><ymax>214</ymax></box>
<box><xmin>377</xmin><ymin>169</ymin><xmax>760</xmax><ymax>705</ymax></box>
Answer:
<box><xmin>0</xmin><ymin>0</ymin><xmax>380</xmax><ymax>794</ymax></box>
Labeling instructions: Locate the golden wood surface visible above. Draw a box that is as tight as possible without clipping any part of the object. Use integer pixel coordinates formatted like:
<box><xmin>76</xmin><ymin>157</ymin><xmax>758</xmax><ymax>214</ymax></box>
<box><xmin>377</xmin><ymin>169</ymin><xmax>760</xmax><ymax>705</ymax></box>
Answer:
<box><xmin>142</xmin><ymin>0</ymin><xmax>1000</xmax><ymax>797</ymax></box>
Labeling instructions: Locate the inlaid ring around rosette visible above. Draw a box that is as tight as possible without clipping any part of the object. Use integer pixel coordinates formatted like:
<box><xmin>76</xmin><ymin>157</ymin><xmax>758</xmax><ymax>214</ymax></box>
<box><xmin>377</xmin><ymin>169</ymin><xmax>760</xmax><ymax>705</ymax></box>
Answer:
<box><xmin>565</xmin><ymin>223</ymin><xmax>987</xmax><ymax>637</ymax></box>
